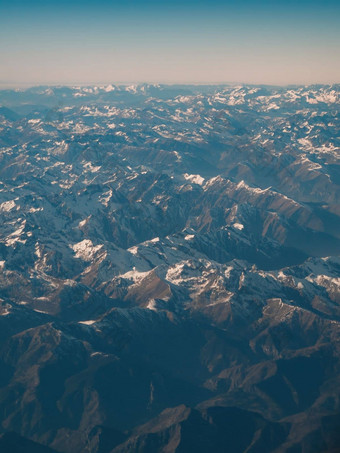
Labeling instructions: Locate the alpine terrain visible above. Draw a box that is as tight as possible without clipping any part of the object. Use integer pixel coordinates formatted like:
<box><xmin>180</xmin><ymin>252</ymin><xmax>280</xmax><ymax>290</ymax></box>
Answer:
<box><xmin>0</xmin><ymin>84</ymin><xmax>339</xmax><ymax>453</ymax></box>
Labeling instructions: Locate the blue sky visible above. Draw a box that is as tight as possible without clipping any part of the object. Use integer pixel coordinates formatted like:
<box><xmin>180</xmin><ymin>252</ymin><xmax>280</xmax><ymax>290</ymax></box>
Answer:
<box><xmin>0</xmin><ymin>0</ymin><xmax>339</xmax><ymax>86</ymax></box>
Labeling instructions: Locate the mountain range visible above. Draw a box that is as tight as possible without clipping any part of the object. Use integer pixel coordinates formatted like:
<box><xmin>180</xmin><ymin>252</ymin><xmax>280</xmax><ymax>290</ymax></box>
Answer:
<box><xmin>0</xmin><ymin>83</ymin><xmax>339</xmax><ymax>452</ymax></box>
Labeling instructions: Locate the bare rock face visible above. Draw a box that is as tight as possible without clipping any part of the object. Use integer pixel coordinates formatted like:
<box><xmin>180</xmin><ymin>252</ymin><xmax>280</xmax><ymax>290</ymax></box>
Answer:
<box><xmin>0</xmin><ymin>84</ymin><xmax>339</xmax><ymax>452</ymax></box>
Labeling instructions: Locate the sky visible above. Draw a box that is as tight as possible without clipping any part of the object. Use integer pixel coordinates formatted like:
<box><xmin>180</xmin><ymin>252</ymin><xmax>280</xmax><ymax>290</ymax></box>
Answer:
<box><xmin>0</xmin><ymin>0</ymin><xmax>339</xmax><ymax>86</ymax></box>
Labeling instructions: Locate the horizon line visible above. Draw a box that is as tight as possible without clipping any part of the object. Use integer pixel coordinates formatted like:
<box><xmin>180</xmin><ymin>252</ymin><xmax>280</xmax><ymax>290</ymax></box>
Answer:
<box><xmin>0</xmin><ymin>81</ymin><xmax>339</xmax><ymax>90</ymax></box>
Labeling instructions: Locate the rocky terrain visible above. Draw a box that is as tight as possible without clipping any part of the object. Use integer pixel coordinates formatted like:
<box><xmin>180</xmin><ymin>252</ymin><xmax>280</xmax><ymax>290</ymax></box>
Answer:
<box><xmin>0</xmin><ymin>84</ymin><xmax>339</xmax><ymax>452</ymax></box>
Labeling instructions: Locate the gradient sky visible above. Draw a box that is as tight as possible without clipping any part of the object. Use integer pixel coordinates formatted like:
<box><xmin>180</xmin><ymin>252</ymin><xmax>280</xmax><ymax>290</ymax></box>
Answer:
<box><xmin>0</xmin><ymin>0</ymin><xmax>339</xmax><ymax>86</ymax></box>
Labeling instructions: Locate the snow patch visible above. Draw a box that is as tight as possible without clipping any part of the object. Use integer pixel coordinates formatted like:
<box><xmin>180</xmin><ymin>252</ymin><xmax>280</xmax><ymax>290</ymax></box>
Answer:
<box><xmin>119</xmin><ymin>268</ymin><xmax>150</xmax><ymax>283</ymax></box>
<box><xmin>128</xmin><ymin>246</ymin><xmax>138</xmax><ymax>255</ymax></box>
<box><xmin>99</xmin><ymin>189</ymin><xmax>112</xmax><ymax>207</ymax></box>
<box><xmin>224</xmin><ymin>266</ymin><xmax>233</xmax><ymax>278</ymax></box>
<box><xmin>0</xmin><ymin>307</ymin><xmax>11</xmax><ymax>316</ymax></box>
<box><xmin>150</xmin><ymin>237</ymin><xmax>160</xmax><ymax>243</ymax></box>
<box><xmin>5</xmin><ymin>219</ymin><xmax>26</xmax><ymax>246</ymax></box>
<box><xmin>83</xmin><ymin>161</ymin><xmax>101</xmax><ymax>173</ymax></box>
<box><xmin>71</xmin><ymin>240</ymin><xmax>103</xmax><ymax>261</ymax></box>
<box><xmin>78</xmin><ymin>216</ymin><xmax>91</xmax><ymax>228</ymax></box>
<box><xmin>183</xmin><ymin>173</ymin><xmax>205</xmax><ymax>186</ymax></box>
<box><xmin>233</xmin><ymin>223</ymin><xmax>244</xmax><ymax>231</ymax></box>
<box><xmin>146</xmin><ymin>299</ymin><xmax>158</xmax><ymax>311</ymax></box>
<box><xmin>104</xmin><ymin>84</ymin><xmax>115</xmax><ymax>92</ymax></box>
<box><xmin>0</xmin><ymin>200</ymin><xmax>16</xmax><ymax>213</ymax></box>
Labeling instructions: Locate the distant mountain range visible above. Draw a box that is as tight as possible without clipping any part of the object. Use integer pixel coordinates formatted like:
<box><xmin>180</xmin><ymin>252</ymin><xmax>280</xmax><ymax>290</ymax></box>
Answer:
<box><xmin>0</xmin><ymin>84</ymin><xmax>339</xmax><ymax>452</ymax></box>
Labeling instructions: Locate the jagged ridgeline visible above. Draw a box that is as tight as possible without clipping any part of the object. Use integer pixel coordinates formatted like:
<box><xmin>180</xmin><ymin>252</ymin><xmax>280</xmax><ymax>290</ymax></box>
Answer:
<box><xmin>0</xmin><ymin>84</ymin><xmax>339</xmax><ymax>453</ymax></box>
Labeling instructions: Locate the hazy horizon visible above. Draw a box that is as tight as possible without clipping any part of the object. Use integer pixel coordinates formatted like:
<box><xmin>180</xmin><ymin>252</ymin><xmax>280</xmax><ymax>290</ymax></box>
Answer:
<box><xmin>1</xmin><ymin>0</ymin><xmax>339</xmax><ymax>86</ymax></box>
<box><xmin>0</xmin><ymin>81</ymin><xmax>339</xmax><ymax>90</ymax></box>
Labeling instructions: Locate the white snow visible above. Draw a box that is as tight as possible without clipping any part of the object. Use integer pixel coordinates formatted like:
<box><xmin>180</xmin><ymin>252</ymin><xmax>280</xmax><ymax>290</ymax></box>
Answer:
<box><xmin>0</xmin><ymin>307</ymin><xmax>11</xmax><ymax>316</ymax></box>
<box><xmin>119</xmin><ymin>268</ymin><xmax>150</xmax><ymax>283</ymax></box>
<box><xmin>146</xmin><ymin>299</ymin><xmax>158</xmax><ymax>311</ymax></box>
<box><xmin>99</xmin><ymin>189</ymin><xmax>112</xmax><ymax>207</ymax></box>
<box><xmin>172</xmin><ymin>151</ymin><xmax>182</xmax><ymax>161</ymax></box>
<box><xmin>35</xmin><ymin>242</ymin><xmax>42</xmax><ymax>259</ymax></box>
<box><xmin>128</xmin><ymin>246</ymin><xmax>139</xmax><ymax>255</ymax></box>
<box><xmin>78</xmin><ymin>320</ymin><xmax>96</xmax><ymax>325</ymax></box>
<box><xmin>71</xmin><ymin>239</ymin><xmax>103</xmax><ymax>261</ymax></box>
<box><xmin>264</xmin><ymin>103</ymin><xmax>279</xmax><ymax>111</ymax></box>
<box><xmin>307</xmin><ymin>274</ymin><xmax>340</xmax><ymax>289</ymax></box>
<box><xmin>91</xmin><ymin>351</ymin><xmax>108</xmax><ymax>357</ymax></box>
<box><xmin>224</xmin><ymin>266</ymin><xmax>233</xmax><ymax>278</ymax></box>
<box><xmin>235</xmin><ymin>180</ymin><xmax>270</xmax><ymax>195</ymax></box>
<box><xmin>306</xmin><ymin>90</ymin><xmax>338</xmax><ymax>104</ymax></box>
<box><xmin>233</xmin><ymin>223</ymin><xmax>244</xmax><ymax>231</ymax></box>
<box><xmin>204</xmin><ymin>175</ymin><xmax>224</xmax><ymax>189</ymax></box>
<box><xmin>78</xmin><ymin>216</ymin><xmax>91</xmax><ymax>228</ymax></box>
<box><xmin>183</xmin><ymin>173</ymin><xmax>205</xmax><ymax>185</ymax></box>
<box><xmin>126</xmin><ymin>85</ymin><xmax>138</xmax><ymax>93</ymax></box>
<box><xmin>0</xmin><ymin>200</ymin><xmax>16</xmax><ymax>213</ymax></box>
<box><xmin>166</xmin><ymin>262</ymin><xmax>189</xmax><ymax>284</ymax></box>
<box><xmin>5</xmin><ymin>219</ymin><xmax>26</xmax><ymax>246</ymax></box>
<box><xmin>83</xmin><ymin>161</ymin><xmax>101</xmax><ymax>173</ymax></box>
<box><xmin>238</xmin><ymin>272</ymin><xmax>245</xmax><ymax>290</ymax></box>
<box><xmin>104</xmin><ymin>84</ymin><xmax>115</xmax><ymax>92</ymax></box>
<box><xmin>165</xmin><ymin>261</ymin><xmax>202</xmax><ymax>285</ymax></box>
